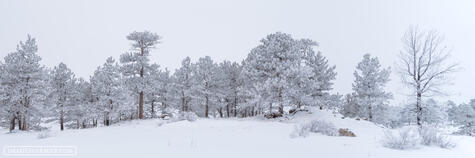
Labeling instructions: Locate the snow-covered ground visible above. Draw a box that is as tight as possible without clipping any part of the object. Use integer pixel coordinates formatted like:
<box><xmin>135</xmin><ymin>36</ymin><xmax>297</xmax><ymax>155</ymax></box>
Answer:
<box><xmin>1</xmin><ymin>109</ymin><xmax>474</xmax><ymax>158</ymax></box>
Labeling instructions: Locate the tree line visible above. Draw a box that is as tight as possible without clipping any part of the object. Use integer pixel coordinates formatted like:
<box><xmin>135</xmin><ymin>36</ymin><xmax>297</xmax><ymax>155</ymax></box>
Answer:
<box><xmin>0</xmin><ymin>28</ymin><xmax>472</xmax><ymax>135</ymax></box>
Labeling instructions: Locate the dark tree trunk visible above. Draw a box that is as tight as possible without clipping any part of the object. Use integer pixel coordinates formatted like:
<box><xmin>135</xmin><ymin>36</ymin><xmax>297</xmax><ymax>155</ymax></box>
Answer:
<box><xmin>205</xmin><ymin>96</ymin><xmax>209</xmax><ymax>118</ymax></box>
<box><xmin>139</xmin><ymin>91</ymin><xmax>144</xmax><ymax>119</ymax></box>
<box><xmin>60</xmin><ymin>110</ymin><xmax>64</xmax><ymax>131</ymax></box>
<box><xmin>278</xmin><ymin>88</ymin><xmax>284</xmax><ymax>114</ymax></box>
<box><xmin>218</xmin><ymin>108</ymin><xmax>223</xmax><ymax>118</ymax></box>
<box><xmin>226</xmin><ymin>103</ymin><xmax>230</xmax><ymax>118</ymax></box>
<box><xmin>9</xmin><ymin>116</ymin><xmax>16</xmax><ymax>132</ymax></box>
<box><xmin>234</xmin><ymin>97</ymin><xmax>237</xmax><ymax>117</ymax></box>
<box><xmin>22</xmin><ymin>116</ymin><xmax>27</xmax><ymax>130</ymax></box>
<box><xmin>151</xmin><ymin>101</ymin><xmax>155</xmax><ymax>118</ymax></box>
<box><xmin>18</xmin><ymin>116</ymin><xmax>22</xmax><ymax>130</ymax></box>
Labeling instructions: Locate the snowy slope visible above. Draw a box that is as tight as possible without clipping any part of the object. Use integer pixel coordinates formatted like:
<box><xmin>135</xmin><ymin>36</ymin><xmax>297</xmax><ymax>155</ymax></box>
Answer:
<box><xmin>1</xmin><ymin>109</ymin><xmax>474</xmax><ymax>158</ymax></box>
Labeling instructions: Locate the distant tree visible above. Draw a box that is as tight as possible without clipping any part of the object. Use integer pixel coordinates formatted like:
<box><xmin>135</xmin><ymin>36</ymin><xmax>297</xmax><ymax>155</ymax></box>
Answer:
<box><xmin>120</xmin><ymin>31</ymin><xmax>161</xmax><ymax>119</ymax></box>
<box><xmin>351</xmin><ymin>54</ymin><xmax>392</xmax><ymax>121</ymax></box>
<box><xmin>173</xmin><ymin>57</ymin><xmax>194</xmax><ymax>112</ymax></box>
<box><xmin>449</xmin><ymin>100</ymin><xmax>475</xmax><ymax>136</ymax></box>
<box><xmin>91</xmin><ymin>57</ymin><xmax>125</xmax><ymax>126</ymax></box>
<box><xmin>69</xmin><ymin>78</ymin><xmax>90</xmax><ymax>129</ymax></box>
<box><xmin>216</xmin><ymin>61</ymin><xmax>243</xmax><ymax>117</ymax></box>
<box><xmin>50</xmin><ymin>63</ymin><xmax>75</xmax><ymax>130</ymax></box>
<box><xmin>192</xmin><ymin>56</ymin><xmax>219</xmax><ymax>117</ymax></box>
<box><xmin>398</xmin><ymin>27</ymin><xmax>458</xmax><ymax>127</ymax></box>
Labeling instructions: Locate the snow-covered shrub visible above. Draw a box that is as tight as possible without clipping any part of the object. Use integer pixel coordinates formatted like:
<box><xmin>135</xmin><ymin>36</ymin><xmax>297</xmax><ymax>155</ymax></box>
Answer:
<box><xmin>264</xmin><ymin>112</ymin><xmax>283</xmax><ymax>119</ymax></box>
<box><xmin>419</xmin><ymin>126</ymin><xmax>455</xmax><ymax>148</ymax></box>
<box><xmin>37</xmin><ymin>130</ymin><xmax>53</xmax><ymax>139</ymax></box>
<box><xmin>291</xmin><ymin>120</ymin><xmax>338</xmax><ymax>138</ymax></box>
<box><xmin>182</xmin><ymin>112</ymin><xmax>198</xmax><ymax>122</ymax></box>
<box><xmin>381</xmin><ymin>127</ymin><xmax>420</xmax><ymax>150</ymax></box>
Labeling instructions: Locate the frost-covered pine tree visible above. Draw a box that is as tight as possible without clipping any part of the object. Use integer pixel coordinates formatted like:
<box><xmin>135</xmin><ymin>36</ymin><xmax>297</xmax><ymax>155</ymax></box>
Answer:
<box><xmin>91</xmin><ymin>57</ymin><xmax>125</xmax><ymax>126</ymax></box>
<box><xmin>50</xmin><ymin>63</ymin><xmax>76</xmax><ymax>131</ymax></box>
<box><xmin>173</xmin><ymin>57</ymin><xmax>194</xmax><ymax>112</ymax></box>
<box><xmin>449</xmin><ymin>100</ymin><xmax>475</xmax><ymax>135</ymax></box>
<box><xmin>69</xmin><ymin>78</ymin><xmax>90</xmax><ymax>129</ymax></box>
<box><xmin>192</xmin><ymin>56</ymin><xmax>219</xmax><ymax>117</ymax></box>
<box><xmin>145</xmin><ymin>64</ymin><xmax>174</xmax><ymax>118</ymax></box>
<box><xmin>351</xmin><ymin>54</ymin><xmax>391</xmax><ymax>121</ymax></box>
<box><xmin>216</xmin><ymin>61</ymin><xmax>243</xmax><ymax>117</ymax></box>
<box><xmin>242</xmin><ymin>32</ymin><xmax>306</xmax><ymax>115</ymax></box>
<box><xmin>120</xmin><ymin>31</ymin><xmax>161</xmax><ymax>119</ymax></box>
<box><xmin>242</xmin><ymin>32</ymin><xmax>338</xmax><ymax>115</ymax></box>
<box><xmin>156</xmin><ymin>68</ymin><xmax>174</xmax><ymax>116</ymax></box>
<box><xmin>0</xmin><ymin>35</ymin><xmax>48</xmax><ymax>131</ymax></box>
<box><xmin>303</xmin><ymin>49</ymin><xmax>337</xmax><ymax>110</ymax></box>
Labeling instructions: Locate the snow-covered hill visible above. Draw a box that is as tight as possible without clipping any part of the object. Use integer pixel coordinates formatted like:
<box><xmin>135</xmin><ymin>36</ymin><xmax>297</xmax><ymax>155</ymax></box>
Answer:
<box><xmin>1</xmin><ymin>109</ymin><xmax>474</xmax><ymax>158</ymax></box>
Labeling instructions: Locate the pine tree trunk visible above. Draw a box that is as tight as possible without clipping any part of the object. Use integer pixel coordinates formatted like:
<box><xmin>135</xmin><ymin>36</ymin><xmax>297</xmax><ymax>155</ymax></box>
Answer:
<box><xmin>226</xmin><ymin>103</ymin><xmax>230</xmax><ymax>118</ymax></box>
<box><xmin>60</xmin><ymin>110</ymin><xmax>64</xmax><ymax>131</ymax></box>
<box><xmin>368</xmin><ymin>105</ymin><xmax>373</xmax><ymax>121</ymax></box>
<box><xmin>22</xmin><ymin>115</ymin><xmax>27</xmax><ymax>131</ymax></box>
<box><xmin>234</xmin><ymin>97</ymin><xmax>238</xmax><ymax>117</ymax></box>
<box><xmin>151</xmin><ymin>101</ymin><xmax>155</xmax><ymax>118</ymax></box>
<box><xmin>18</xmin><ymin>116</ymin><xmax>22</xmax><ymax>130</ymax></box>
<box><xmin>205</xmin><ymin>96</ymin><xmax>209</xmax><ymax>118</ymax></box>
<box><xmin>138</xmin><ymin>47</ymin><xmax>145</xmax><ymax>120</ymax></box>
<box><xmin>9</xmin><ymin>116</ymin><xmax>15</xmax><ymax>132</ymax></box>
<box><xmin>139</xmin><ymin>91</ymin><xmax>144</xmax><ymax>119</ymax></box>
<box><xmin>278</xmin><ymin>88</ymin><xmax>284</xmax><ymax>114</ymax></box>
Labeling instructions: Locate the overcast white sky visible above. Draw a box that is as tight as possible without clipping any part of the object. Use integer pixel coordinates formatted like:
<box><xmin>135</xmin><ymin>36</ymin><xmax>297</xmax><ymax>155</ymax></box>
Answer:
<box><xmin>0</xmin><ymin>0</ymin><xmax>474</xmax><ymax>104</ymax></box>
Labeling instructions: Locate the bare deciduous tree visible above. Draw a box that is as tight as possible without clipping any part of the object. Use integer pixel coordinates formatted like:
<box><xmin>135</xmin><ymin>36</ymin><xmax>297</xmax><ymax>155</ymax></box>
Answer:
<box><xmin>398</xmin><ymin>26</ymin><xmax>458</xmax><ymax>127</ymax></box>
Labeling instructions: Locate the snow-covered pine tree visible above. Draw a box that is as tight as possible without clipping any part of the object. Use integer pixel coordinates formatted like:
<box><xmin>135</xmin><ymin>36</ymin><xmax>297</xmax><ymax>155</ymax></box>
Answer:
<box><xmin>91</xmin><ymin>57</ymin><xmax>125</xmax><ymax>126</ymax></box>
<box><xmin>1</xmin><ymin>35</ymin><xmax>49</xmax><ymax>131</ymax></box>
<box><xmin>304</xmin><ymin>51</ymin><xmax>337</xmax><ymax>110</ymax></box>
<box><xmin>144</xmin><ymin>63</ymin><xmax>161</xmax><ymax>118</ymax></box>
<box><xmin>156</xmin><ymin>68</ymin><xmax>174</xmax><ymax>117</ymax></box>
<box><xmin>50</xmin><ymin>62</ymin><xmax>76</xmax><ymax>131</ymax></box>
<box><xmin>173</xmin><ymin>57</ymin><xmax>194</xmax><ymax>112</ymax></box>
<box><xmin>69</xmin><ymin>78</ymin><xmax>90</xmax><ymax>129</ymax></box>
<box><xmin>242</xmin><ymin>32</ymin><xmax>337</xmax><ymax>116</ymax></box>
<box><xmin>216</xmin><ymin>61</ymin><xmax>243</xmax><ymax>117</ymax></box>
<box><xmin>192</xmin><ymin>56</ymin><xmax>219</xmax><ymax>117</ymax></box>
<box><xmin>145</xmin><ymin>64</ymin><xmax>174</xmax><ymax>118</ymax></box>
<box><xmin>242</xmin><ymin>32</ymin><xmax>306</xmax><ymax>115</ymax></box>
<box><xmin>351</xmin><ymin>54</ymin><xmax>391</xmax><ymax>122</ymax></box>
<box><xmin>120</xmin><ymin>31</ymin><xmax>161</xmax><ymax>119</ymax></box>
<box><xmin>449</xmin><ymin>100</ymin><xmax>475</xmax><ymax>135</ymax></box>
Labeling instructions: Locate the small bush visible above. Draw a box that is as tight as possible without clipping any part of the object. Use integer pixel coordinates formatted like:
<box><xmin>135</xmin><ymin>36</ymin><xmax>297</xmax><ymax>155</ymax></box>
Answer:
<box><xmin>289</xmin><ymin>108</ymin><xmax>309</xmax><ymax>115</ymax></box>
<box><xmin>264</xmin><ymin>112</ymin><xmax>283</xmax><ymax>119</ymax></box>
<box><xmin>381</xmin><ymin>127</ymin><xmax>420</xmax><ymax>150</ymax></box>
<box><xmin>291</xmin><ymin>120</ymin><xmax>338</xmax><ymax>138</ymax></box>
<box><xmin>37</xmin><ymin>130</ymin><xmax>52</xmax><ymax>139</ymax></box>
<box><xmin>182</xmin><ymin>112</ymin><xmax>198</xmax><ymax>122</ymax></box>
<box><xmin>339</xmin><ymin>128</ymin><xmax>356</xmax><ymax>137</ymax></box>
<box><xmin>419</xmin><ymin>126</ymin><xmax>455</xmax><ymax>149</ymax></box>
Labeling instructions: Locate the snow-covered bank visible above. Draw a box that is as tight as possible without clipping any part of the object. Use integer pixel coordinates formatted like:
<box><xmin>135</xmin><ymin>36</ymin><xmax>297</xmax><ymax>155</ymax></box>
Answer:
<box><xmin>1</xmin><ymin>110</ymin><xmax>474</xmax><ymax>158</ymax></box>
